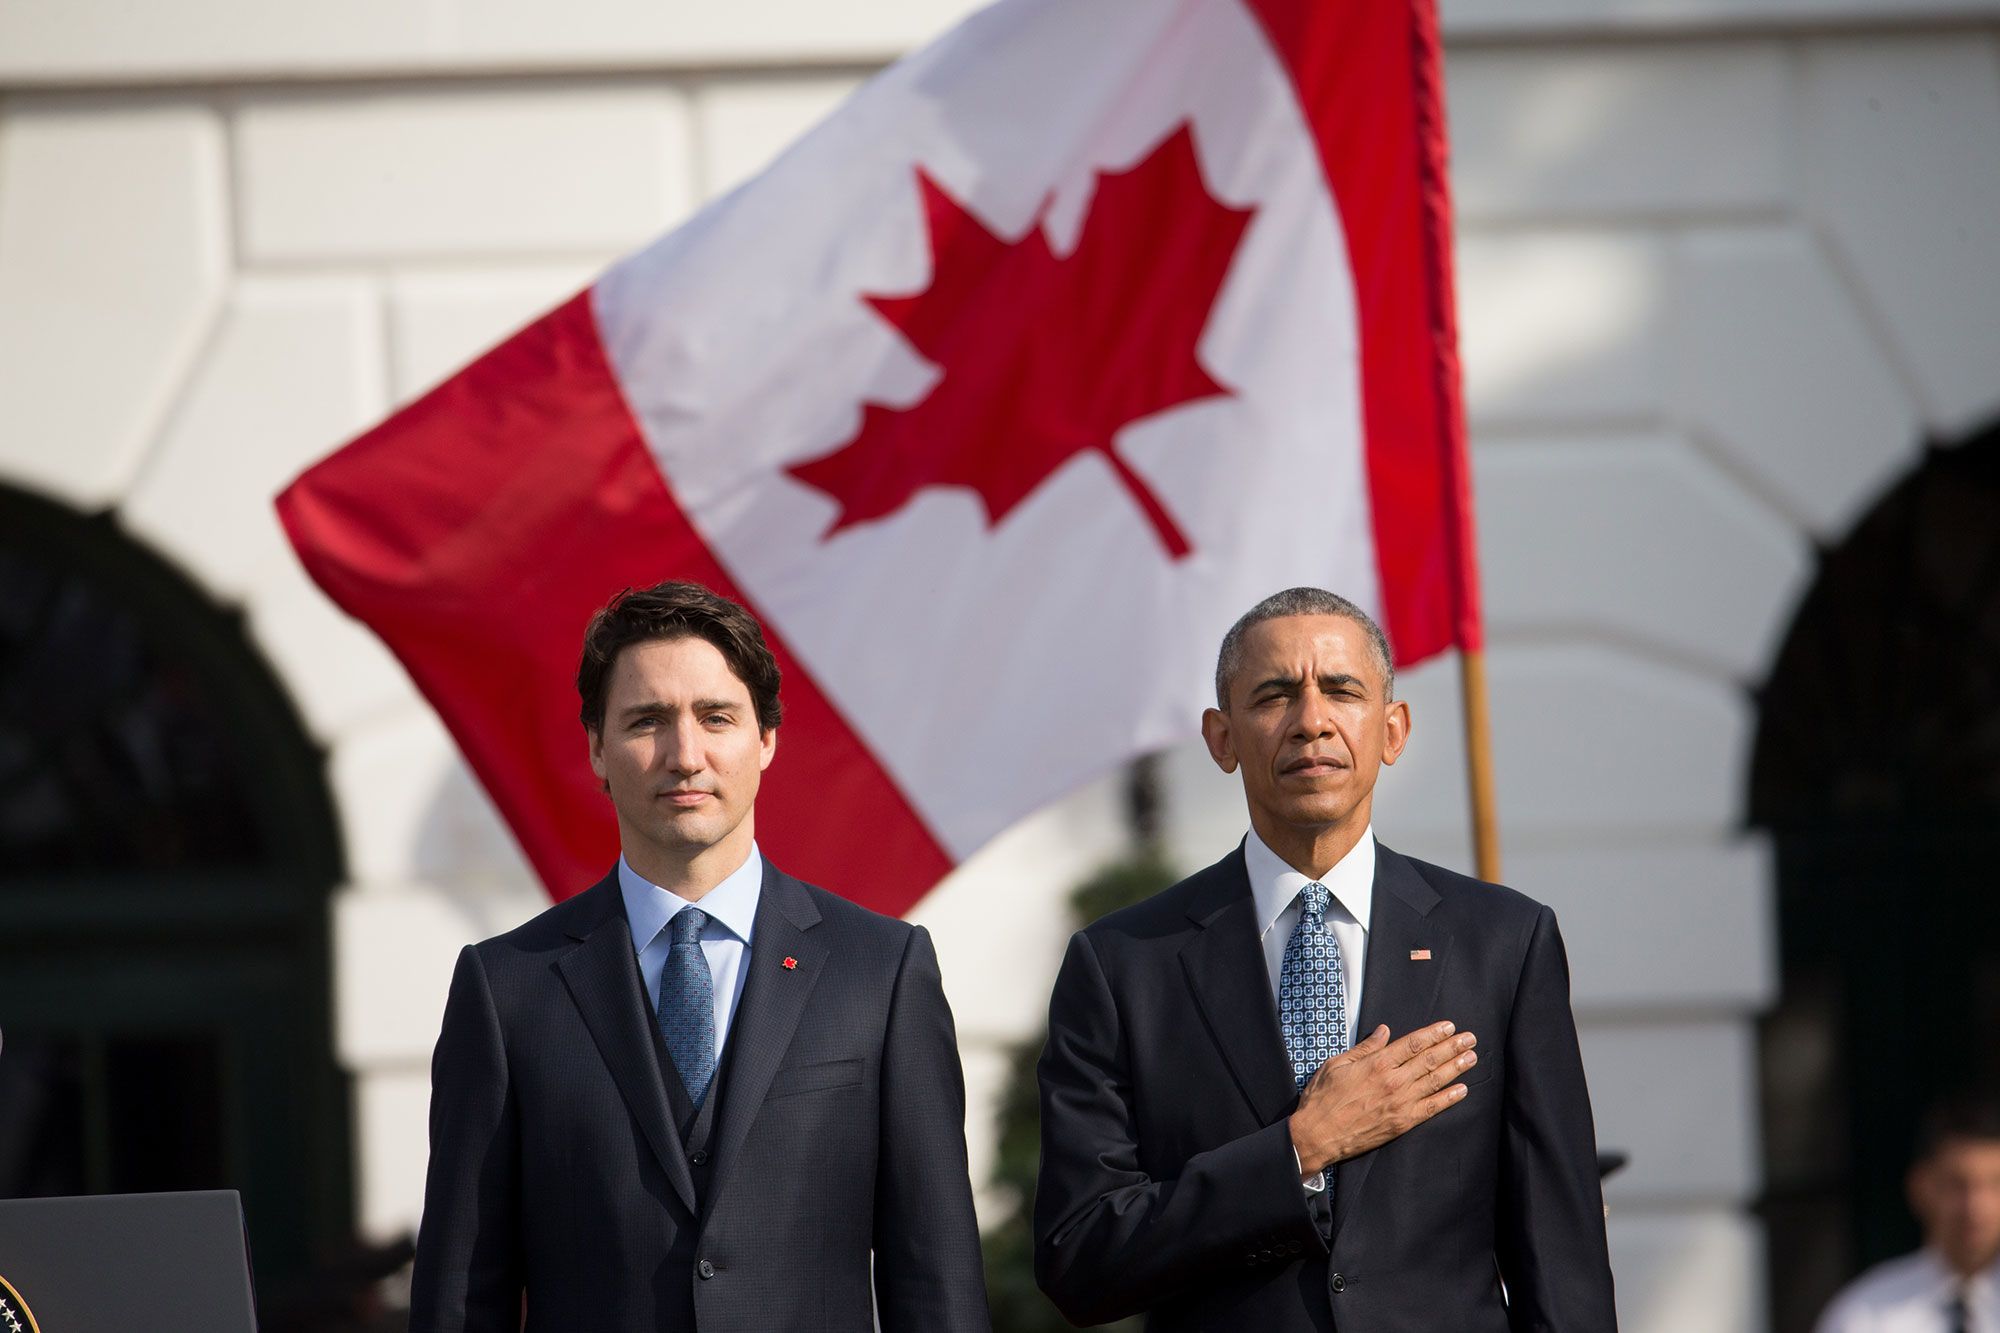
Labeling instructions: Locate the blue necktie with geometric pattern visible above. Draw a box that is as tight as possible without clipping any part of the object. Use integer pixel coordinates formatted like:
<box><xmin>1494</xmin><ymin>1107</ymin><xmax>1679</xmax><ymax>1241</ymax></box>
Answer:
<box><xmin>1279</xmin><ymin>881</ymin><xmax>1348</xmax><ymax>1191</ymax></box>
<box><xmin>657</xmin><ymin>907</ymin><xmax>716</xmax><ymax>1107</ymax></box>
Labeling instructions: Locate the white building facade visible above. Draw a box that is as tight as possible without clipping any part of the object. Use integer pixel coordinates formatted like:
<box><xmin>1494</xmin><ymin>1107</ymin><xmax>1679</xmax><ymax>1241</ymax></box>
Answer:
<box><xmin>3</xmin><ymin>1</ymin><xmax>1997</xmax><ymax>1327</ymax></box>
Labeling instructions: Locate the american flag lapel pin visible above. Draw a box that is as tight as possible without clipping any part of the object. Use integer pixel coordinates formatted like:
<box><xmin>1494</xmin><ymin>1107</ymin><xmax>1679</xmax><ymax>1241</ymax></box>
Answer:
<box><xmin>1409</xmin><ymin>949</ymin><xmax>1432</xmax><ymax>961</ymax></box>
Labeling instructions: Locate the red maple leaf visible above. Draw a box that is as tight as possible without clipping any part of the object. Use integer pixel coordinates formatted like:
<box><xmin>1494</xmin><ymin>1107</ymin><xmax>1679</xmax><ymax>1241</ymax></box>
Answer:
<box><xmin>787</xmin><ymin>123</ymin><xmax>1255</xmax><ymax>560</ymax></box>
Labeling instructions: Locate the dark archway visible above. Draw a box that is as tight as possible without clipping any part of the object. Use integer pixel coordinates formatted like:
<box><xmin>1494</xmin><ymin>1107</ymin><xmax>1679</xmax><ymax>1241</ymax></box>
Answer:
<box><xmin>0</xmin><ymin>484</ymin><xmax>352</xmax><ymax>1300</ymax></box>
<box><xmin>1751</xmin><ymin>422</ymin><xmax>2000</xmax><ymax>1333</ymax></box>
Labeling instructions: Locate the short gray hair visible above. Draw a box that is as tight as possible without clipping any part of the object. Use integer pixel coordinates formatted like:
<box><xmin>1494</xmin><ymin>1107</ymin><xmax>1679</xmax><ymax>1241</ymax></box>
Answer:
<box><xmin>1213</xmin><ymin>587</ymin><xmax>1394</xmax><ymax>708</ymax></box>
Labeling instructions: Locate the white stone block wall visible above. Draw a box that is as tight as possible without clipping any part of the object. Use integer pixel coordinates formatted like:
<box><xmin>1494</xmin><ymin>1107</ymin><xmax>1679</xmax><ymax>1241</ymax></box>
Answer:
<box><xmin>236</xmin><ymin>86</ymin><xmax>694</xmax><ymax>263</ymax></box>
<box><xmin>0</xmin><ymin>99</ymin><xmax>228</xmax><ymax>509</ymax></box>
<box><xmin>3</xmin><ymin>10</ymin><xmax>1999</xmax><ymax>1332</ymax></box>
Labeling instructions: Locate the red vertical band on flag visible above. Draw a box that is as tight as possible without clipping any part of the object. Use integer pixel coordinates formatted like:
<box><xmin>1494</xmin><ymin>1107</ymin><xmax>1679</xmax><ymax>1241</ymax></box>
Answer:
<box><xmin>278</xmin><ymin>292</ymin><xmax>952</xmax><ymax>911</ymax></box>
<box><xmin>1245</xmin><ymin>0</ymin><xmax>1483</xmax><ymax>662</ymax></box>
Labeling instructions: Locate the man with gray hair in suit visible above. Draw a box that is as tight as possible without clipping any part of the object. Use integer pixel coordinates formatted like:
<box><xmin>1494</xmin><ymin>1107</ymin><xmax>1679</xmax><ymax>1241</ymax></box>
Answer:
<box><xmin>1035</xmin><ymin>586</ymin><xmax>1617</xmax><ymax>1330</ymax></box>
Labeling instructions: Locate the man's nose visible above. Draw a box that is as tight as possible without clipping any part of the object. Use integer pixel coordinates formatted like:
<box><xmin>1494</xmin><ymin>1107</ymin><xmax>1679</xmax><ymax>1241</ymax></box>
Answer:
<box><xmin>1292</xmin><ymin>687</ymin><xmax>1335</xmax><ymax>738</ymax></box>
<box><xmin>664</xmin><ymin>719</ymin><xmax>706</xmax><ymax>772</ymax></box>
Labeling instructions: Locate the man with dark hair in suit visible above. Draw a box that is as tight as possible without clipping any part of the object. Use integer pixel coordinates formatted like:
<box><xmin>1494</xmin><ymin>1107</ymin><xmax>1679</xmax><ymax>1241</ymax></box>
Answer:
<box><xmin>408</xmin><ymin>580</ymin><xmax>990</xmax><ymax>1332</ymax></box>
<box><xmin>1034</xmin><ymin>586</ymin><xmax>1617</xmax><ymax>1331</ymax></box>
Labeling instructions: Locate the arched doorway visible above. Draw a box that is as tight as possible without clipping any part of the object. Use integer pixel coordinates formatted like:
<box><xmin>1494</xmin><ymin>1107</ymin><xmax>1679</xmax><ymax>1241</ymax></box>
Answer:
<box><xmin>0</xmin><ymin>484</ymin><xmax>352</xmax><ymax>1296</ymax></box>
<box><xmin>1752</xmin><ymin>423</ymin><xmax>2000</xmax><ymax>1332</ymax></box>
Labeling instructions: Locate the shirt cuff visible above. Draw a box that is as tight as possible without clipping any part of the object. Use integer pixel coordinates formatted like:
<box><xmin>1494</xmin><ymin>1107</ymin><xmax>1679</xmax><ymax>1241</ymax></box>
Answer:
<box><xmin>1293</xmin><ymin>1143</ymin><xmax>1327</xmax><ymax>1193</ymax></box>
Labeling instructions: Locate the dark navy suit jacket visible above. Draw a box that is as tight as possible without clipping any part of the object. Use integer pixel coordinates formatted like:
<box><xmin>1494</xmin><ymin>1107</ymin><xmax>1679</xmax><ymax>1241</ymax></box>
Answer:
<box><xmin>1034</xmin><ymin>842</ymin><xmax>1617</xmax><ymax>1331</ymax></box>
<box><xmin>408</xmin><ymin>860</ymin><xmax>990</xmax><ymax>1332</ymax></box>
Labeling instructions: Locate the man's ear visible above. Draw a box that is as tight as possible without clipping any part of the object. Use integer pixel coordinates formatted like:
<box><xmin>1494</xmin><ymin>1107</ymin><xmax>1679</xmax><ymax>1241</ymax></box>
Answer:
<box><xmin>1201</xmin><ymin>707</ymin><xmax>1238</xmax><ymax>774</ymax></box>
<box><xmin>759</xmin><ymin>725</ymin><xmax>778</xmax><ymax>772</ymax></box>
<box><xmin>587</xmin><ymin>727</ymin><xmax>608</xmax><ymax>786</ymax></box>
<box><xmin>1379</xmin><ymin>698</ymin><xmax>1412</xmax><ymax>767</ymax></box>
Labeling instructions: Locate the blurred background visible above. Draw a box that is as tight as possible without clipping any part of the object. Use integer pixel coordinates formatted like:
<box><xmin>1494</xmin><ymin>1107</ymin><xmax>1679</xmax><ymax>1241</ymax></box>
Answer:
<box><xmin>2</xmin><ymin>1</ymin><xmax>1997</xmax><ymax>1329</ymax></box>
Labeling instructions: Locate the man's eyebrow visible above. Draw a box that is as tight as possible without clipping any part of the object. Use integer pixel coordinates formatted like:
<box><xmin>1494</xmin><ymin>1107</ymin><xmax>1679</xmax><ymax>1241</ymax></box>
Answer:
<box><xmin>1248</xmin><ymin>671</ymin><xmax>1371</xmax><ymax>696</ymax></box>
<box><xmin>615</xmin><ymin>697</ymin><xmax>743</xmax><ymax>719</ymax></box>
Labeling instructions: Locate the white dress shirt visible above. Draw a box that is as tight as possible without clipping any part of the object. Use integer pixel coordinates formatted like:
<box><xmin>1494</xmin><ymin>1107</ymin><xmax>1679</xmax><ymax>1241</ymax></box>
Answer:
<box><xmin>620</xmin><ymin>844</ymin><xmax>763</xmax><ymax>1060</ymax></box>
<box><xmin>1817</xmin><ymin>1250</ymin><xmax>1999</xmax><ymax>1333</ymax></box>
<box><xmin>1244</xmin><ymin>825</ymin><xmax>1375</xmax><ymax>1192</ymax></box>
<box><xmin>1245</xmin><ymin>823</ymin><xmax>1374</xmax><ymax>1040</ymax></box>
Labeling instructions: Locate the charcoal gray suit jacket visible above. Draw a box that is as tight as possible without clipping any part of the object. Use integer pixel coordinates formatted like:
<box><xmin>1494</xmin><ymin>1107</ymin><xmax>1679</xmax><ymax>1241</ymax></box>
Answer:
<box><xmin>407</xmin><ymin>860</ymin><xmax>990</xmax><ymax>1332</ymax></box>
<box><xmin>1033</xmin><ymin>841</ymin><xmax>1617</xmax><ymax>1331</ymax></box>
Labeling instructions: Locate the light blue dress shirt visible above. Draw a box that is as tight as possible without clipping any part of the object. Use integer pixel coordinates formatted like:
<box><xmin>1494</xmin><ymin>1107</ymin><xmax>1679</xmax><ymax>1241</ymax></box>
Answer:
<box><xmin>619</xmin><ymin>845</ymin><xmax>763</xmax><ymax>1060</ymax></box>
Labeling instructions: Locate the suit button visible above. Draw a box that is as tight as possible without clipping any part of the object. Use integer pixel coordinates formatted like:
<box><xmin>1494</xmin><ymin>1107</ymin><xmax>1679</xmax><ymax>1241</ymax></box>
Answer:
<box><xmin>690</xmin><ymin>1150</ymin><xmax>708</xmax><ymax>1165</ymax></box>
<box><xmin>1330</xmin><ymin>1273</ymin><xmax>1346</xmax><ymax>1293</ymax></box>
<box><xmin>697</xmin><ymin>1259</ymin><xmax>716</xmax><ymax>1280</ymax></box>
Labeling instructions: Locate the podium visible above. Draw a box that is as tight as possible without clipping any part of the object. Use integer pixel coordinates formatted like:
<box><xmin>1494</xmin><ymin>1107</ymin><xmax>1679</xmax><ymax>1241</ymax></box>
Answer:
<box><xmin>0</xmin><ymin>1190</ymin><xmax>258</xmax><ymax>1332</ymax></box>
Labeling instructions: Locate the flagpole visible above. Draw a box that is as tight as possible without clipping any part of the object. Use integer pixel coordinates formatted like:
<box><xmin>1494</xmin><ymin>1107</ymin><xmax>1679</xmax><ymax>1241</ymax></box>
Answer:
<box><xmin>1459</xmin><ymin>649</ymin><xmax>1501</xmax><ymax>883</ymax></box>
<box><xmin>1403</xmin><ymin>0</ymin><xmax>1497</xmax><ymax>884</ymax></box>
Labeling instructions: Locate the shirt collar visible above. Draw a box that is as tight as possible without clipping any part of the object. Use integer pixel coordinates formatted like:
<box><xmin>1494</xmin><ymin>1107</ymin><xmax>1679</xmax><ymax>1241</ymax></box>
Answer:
<box><xmin>618</xmin><ymin>844</ymin><xmax>764</xmax><ymax>953</ymax></box>
<box><xmin>1245</xmin><ymin>824</ymin><xmax>1375</xmax><ymax>938</ymax></box>
<box><xmin>1922</xmin><ymin>1248</ymin><xmax>2000</xmax><ymax>1296</ymax></box>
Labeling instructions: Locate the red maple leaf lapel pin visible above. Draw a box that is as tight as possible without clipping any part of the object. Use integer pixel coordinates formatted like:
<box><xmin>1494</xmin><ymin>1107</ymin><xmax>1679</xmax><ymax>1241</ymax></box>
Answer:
<box><xmin>781</xmin><ymin>956</ymin><xmax>799</xmax><ymax>971</ymax></box>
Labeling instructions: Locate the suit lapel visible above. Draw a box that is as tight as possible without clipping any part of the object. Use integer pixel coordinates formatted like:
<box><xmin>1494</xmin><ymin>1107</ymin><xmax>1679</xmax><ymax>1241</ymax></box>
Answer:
<box><xmin>554</xmin><ymin>873</ymin><xmax>700</xmax><ymax>1217</ymax></box>
<box><xmin>1178</xmin><ymin>848</ymin><xmax>1298</xmax><ymax>1128</ymax></box>
<box><xmin>703</xmin><ymin>863</ymin><xmax>828</xmax><ymax>1212</ymax></box>
<box><xmin>1333</xmin><ymin>844</ymin><xmax>1448</xmax><ymax>1243</ymax></box>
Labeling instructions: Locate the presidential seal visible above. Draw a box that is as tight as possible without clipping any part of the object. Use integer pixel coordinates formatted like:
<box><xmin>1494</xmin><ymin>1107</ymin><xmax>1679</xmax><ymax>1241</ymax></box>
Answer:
<box><xmin>0</xmin><ymin>1274</ymin><xmax>39</xmax><ymax>1333</ymax></box>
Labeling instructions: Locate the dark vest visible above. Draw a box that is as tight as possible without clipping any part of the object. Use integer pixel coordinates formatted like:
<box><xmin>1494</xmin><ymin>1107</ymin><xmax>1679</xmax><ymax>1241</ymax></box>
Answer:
<box><xmin>629</xmin><ymin>949</ymin><xmax>737</xmax><ymax>1328</ymax></box>
<box><xmin>650</xmin><ymin>1012</ymin><xmax>731</xmax><ymax>1219</ymax></box>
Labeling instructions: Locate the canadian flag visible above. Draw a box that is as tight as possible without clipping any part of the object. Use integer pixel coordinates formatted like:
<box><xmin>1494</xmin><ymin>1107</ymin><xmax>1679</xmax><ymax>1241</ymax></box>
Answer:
<box><xmin>278</xmin><ymin>0</ymin><xmax>1479</xmax><ymax>917</ymax></box>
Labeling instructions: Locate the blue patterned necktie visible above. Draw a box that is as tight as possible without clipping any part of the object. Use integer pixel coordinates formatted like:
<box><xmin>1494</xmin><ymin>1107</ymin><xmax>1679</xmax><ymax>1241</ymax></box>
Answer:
<box><xmin>1279</xmin><ymin>881</ymin><xmax>1347</xmax><ymax>1189</ymax></box>
<box><xmin>657</xmin><ymin>907</ymin><xmax>716</xmax><ymax>1107</ymax></box>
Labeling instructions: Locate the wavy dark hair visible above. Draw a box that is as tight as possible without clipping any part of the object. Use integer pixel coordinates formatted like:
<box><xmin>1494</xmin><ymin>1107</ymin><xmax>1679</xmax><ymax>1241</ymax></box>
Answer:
<box><xmin>1915</xmin><ymin>1094</ymin><xmax>2000</xmax><ymax>1161</ymax></box>
<box><xmin>577</xmin><ymin>581</ymin><xmax>783</xmax><ymax>735</ymax></box>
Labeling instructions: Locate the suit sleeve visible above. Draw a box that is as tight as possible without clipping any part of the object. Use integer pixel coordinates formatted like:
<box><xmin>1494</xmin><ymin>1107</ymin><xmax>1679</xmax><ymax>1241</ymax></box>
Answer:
<box><xmin>1033</xmin><ymin>930</ymin><xmax>1321</xmax><ymax>1326</ymax></box>
<box><xmin>407</xmin><ymin>945</ymin><xmax>524</xmax><ymax>1333</ymax></box>
<box><xmin>872</xmin><ymin>925</ymin><xmax>993</xmax><ymax>1333</ymax></box>
<box><xmin>1496</xmin><ymin>905</ymin><xmax>1619</xmax><ymax>1332</ymax></box>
